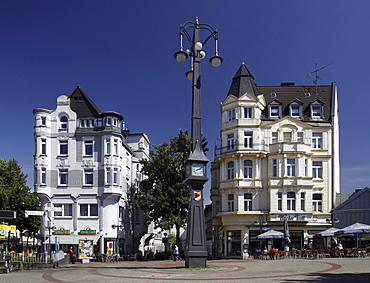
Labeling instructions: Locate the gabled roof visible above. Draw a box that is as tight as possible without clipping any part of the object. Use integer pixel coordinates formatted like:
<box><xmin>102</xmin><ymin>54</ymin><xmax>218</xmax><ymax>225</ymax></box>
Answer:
<box><xmin>69</xmin><ymin>86</ymin><xmax>101</xmax><ymax>118</ymax></box>
<box><xmin>227</xmin><ymin>63</ymin><xmax>258</xmax><ymax>98</ymax></box>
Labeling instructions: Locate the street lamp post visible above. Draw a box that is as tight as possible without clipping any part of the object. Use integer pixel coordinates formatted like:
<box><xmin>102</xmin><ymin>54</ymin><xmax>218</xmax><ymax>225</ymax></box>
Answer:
<box><xmin>254</xmin><ymin>216</ymin><xmax>267</xmax><ymax>248</ymax></box>
<box><xmin>162</xmin><ymin>232</ymin><xmax>168</xmax><ymax>252</ymax></box>
<box><xmin>174</xmin><ymin>17</ymin><xmax>223</xmax><ymax>268</ymax></box>
<box><xmin>46</xmin><ymin>225</ymin><xmax>56</xmax><ymax>262</ymax></box>
<box><xmin>112</xmin><ymin>224</ymin><xmax>124</xmax><ymax>257</ymax></box>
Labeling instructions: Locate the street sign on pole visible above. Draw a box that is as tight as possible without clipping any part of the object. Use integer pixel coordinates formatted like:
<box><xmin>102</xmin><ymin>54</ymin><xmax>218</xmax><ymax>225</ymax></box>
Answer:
<box><xmin>45</xmin><ymin>207</ymin><xmax>63</xmax><ymax>212</ymax></box>
<box><xmin>25</xmin><ymin>210</ymin><xmax>44</xmax><ymax>217</ymax></box>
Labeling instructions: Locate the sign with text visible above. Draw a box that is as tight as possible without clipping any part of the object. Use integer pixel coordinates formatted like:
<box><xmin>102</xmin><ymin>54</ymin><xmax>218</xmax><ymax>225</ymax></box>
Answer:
<box><xmin>25</xmin><ymin>210</ymin><xmax>44</xmax><ymax>217</ymax></box>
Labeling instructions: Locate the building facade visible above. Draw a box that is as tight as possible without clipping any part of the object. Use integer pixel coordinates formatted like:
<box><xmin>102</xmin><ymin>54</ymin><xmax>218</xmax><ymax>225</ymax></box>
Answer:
<box><xmin>33</xmin><ymin>87</ymin><xmax>149</xmax><ymax>256</ymax></box>
<box><xmin>210</xmin><ymin>63</ymin><xmax>340</xmax><ymax>258</ymax></box>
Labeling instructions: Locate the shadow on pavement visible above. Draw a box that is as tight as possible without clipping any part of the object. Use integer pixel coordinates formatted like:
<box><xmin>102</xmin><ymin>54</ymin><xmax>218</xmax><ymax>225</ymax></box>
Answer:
<box><xmin>283</xmin><ymin>272</ymin><xmax>370</xmax><ymax>283</ymax></box>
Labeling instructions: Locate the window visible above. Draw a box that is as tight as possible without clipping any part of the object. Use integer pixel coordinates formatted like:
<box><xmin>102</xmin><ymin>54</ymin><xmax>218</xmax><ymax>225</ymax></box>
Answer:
<box><xmin>228</xmin><ymin>109</ymin><xmax>236</xmax><ymax>121</ymax></box>
<box><xmin>41</xmin><ymin>117</ymin><xmax>46</xmax><ymax>126</ymax></box>
<box><xmin>60</xmin><ymin>116</ymin><xmax>68</xmax><ymax>130</ymax></box>
<box><xmin>244</xmin><ymin>160</ymin><xmax>252</xmax><ymax>178</ymax></box>
<box><xmin>312</xmin><ymin>105</ymin><xmax>322</xmax><ymax>118</ymax></box>
<box><xmin>113</xmin><ymin>139</ymin><xmax>118</xmax><ymax>155</ymax></box>
<box><xmin>301</xmin><ymin>192</ymin><xmax>305</xmax><ymax>211</ymax></box>
<box><xmin>244</xmin><ymin>107</ymin><xmax>252</xmax><ymax>118</ymax></box>
<box><xmin>272</xmin><ymin>132</ymin><xmax>278</xmax><ymax>144</ymax></box>
<box><xmin>106</xmin><ymin>117</ymin><xmax>112</xmax><ymax>125</ymax></box>
<box><xmin>244</xmin><ymin>193</ymin><xmax>253</xmax><ymax>211</ymax></box>
<box><xmin>84</xmin><ymin>140</ymin><xmax>93</xmax><ymax>156</ymax></box>
<box><xmin>106</xmin><ymin>138</ymin><xmax>111</xmax><ymax>154</ymax></box>
<box><xmin>59</xmin><ymin>169</ymin><xmax>68</xmax><ymax>185</ymax></box>
<box><xmin>227</xmin><ymin>194</ymin><xmax>234</xmax><ymax>212</ymax></box>
<box><xmin>270</xmin><ymin>105</ymin><xmax>280</xmax><ymax>118</ymax></box>
<box><xmin>41</xmin><ymin>139</ymin><xmax>46</xmax><ymax>155</ymax></box>
<box><xmin>312</xmin><ymin>194</ymin><xmax>322</xmax><ymax>212</ymax></box>
<box><xmin>291</xmin><ymin>105</ymin><xmax>300</xmax><ymax>117</ymax></box>
<box><xmin>305</xmin><ymin>158</ymin><xmax>308</xmax><ymax>176</ymax></box>
<box><xmin>272</xmin><ymin>159</ymin><xmax>277</xmax><ymax>177</ymax></box>
<box><xmin>227</xmin><ymin>161</ymin><xmax>234</xmax><ymax>180</ymax></box>
<box><xmin>113</xmin><ymin>168</ymin><xmax>118</xmax><ymax>184</ymax></box>
<box><xmin>106</xmin><ymin>168</ymin><xmax>111</xmax><ymax>184</ymax></box>
<box><xmin>312</xmin><ymin>132</ymin><xmax>323</xmax><ymax>149</ymax></box>
<box><xmin>227</xmin><ymin>134</ymin><xmax>234</xmax><ymax>150</ymax></box>
<box><xmin>59</xmin><ymin>140</ymin><xmax>68</xmax><ymax>155</ymax></box>
<box><xmin>215</xmin><ymin>201</ymin><xmax>220</xmax><ymax>214</ymax></box>
<box><xmin>41</xmin><ymin>168</ymin><xmax>46</xmax><ymax>184</ymax></box>
<box><xmin>54</xmin><ymin>204</ymin><xmax>72</xmax><ymax>217</ymax></box>
<box><xmin>287</xmin><ymin>192</ymin><xmax>296</xmax><ymax>211</ymax></box>
<box><xmin>283</xmin><ymin>132</ymin><xmax>292</xmax><ymax>143</ymax></box>
<box><xmin>297</xmin><ymin>132</ymin><xmax>303</xmax><ymax>143</ymax></box>
<box><xmin>80</xmin><ymin>204</ymin><xmax>98</xmax><ymax>217</ymax></box>
<box><xmin>286</xmin><ymin>158</ymin><xmax>296</xmax><ymax>176</ymax></box>
<box><xmin>84</xmin><ymin>169</ymin><xmax>93</xmax><ymax>185</ymax></box>
<box><xmin>244</xmin><ymin>132</ymin><xmax>253</xmax><ymax>148</ymax></box>
<box><xmin>278</xmin><ymin>192</ymin><xmax>282</xmax><ymax>211</ymax></box>
<box><xmin>312</xmin><ymin>161</ymin><xmax>323</xmax><ymax>179</ymax></box>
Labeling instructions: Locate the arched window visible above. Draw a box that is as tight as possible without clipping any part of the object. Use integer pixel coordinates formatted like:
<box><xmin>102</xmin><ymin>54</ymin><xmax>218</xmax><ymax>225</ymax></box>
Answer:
<box><xmin>60</xmin><ymin>116</ymin><xmax>68</xmax><ymax>130</ymax></box>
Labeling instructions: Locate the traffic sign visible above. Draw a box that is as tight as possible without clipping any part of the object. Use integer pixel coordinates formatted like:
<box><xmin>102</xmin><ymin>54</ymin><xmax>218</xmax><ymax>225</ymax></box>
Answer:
<box><xmin>0</xmin><ymin>210</ymin><xmax>16</xmax><ymax>219</ymax></box>
<box><xmin>0</xmin><ymin>224</ymin><xmax>16</xmax><ymax>231</ymax></box>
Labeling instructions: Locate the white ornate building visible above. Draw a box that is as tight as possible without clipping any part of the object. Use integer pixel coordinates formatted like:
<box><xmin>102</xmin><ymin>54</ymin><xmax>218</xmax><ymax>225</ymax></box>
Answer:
<box><xmin>33</xmin><ymin>87</ymin><xmax>149</xmax><ymax>256</ymax></box>
<box><xmin>210</xmin><ymin>63</ymin><xmax>340</xmax><ymax>258</ymax></box>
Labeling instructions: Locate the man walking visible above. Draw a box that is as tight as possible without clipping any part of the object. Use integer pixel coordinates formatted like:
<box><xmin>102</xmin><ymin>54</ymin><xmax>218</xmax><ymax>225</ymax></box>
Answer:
<box><xmin>173</xmin><ymin>245</ymin><xmax>181</xmax><ymax>261</ymax></box>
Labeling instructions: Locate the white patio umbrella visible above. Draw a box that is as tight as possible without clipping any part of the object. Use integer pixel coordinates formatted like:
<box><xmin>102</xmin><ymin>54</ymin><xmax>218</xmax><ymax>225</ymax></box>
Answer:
<box><xmin>314</xmin><ymin>227</ymin><xmax>340</xmax><ymax>237</ymax></box>
<box><xmin>334</xmin><ymin>222</ymin><xmax>370</xmax><ymax>248</ymax></box>
<box><xmin>257</xmin><ymin>229</ymin><xmax>284</xmax><ymax>239</ymax></box>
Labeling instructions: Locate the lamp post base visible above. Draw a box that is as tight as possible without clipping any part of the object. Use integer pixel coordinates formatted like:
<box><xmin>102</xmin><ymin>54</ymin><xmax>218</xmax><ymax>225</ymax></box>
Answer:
<box><xmin>185</xmin><ymin>250</ymin><xmax>208</xmax><ymax>268</ymax></box>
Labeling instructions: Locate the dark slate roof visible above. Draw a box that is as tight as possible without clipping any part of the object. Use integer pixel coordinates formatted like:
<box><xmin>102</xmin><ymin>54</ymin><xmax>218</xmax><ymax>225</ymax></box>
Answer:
<box><xmin>69</xmin><ymin>86</ymin><xmax>101</xmax><ymax>118</ymax></box>
<box><xmin>257</xmin><ymin>84</ymin><xmax>333</xmax><ymax>122</ymax></box>
<box><xmin>227</xmin><ymin>63</ymin><xmax>258</xmax><ymax>98</ymax></box>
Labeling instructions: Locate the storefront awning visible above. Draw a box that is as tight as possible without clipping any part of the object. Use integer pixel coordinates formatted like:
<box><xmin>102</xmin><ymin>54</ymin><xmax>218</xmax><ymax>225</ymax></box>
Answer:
<box><xmin>50</xmin><ymin>235</ymin><xmax>101</xmax><ymax>245</ymax></box>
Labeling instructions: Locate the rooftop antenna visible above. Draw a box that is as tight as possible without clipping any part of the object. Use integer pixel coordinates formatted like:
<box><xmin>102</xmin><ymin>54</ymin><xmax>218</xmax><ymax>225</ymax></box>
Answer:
<box><xmin>307</xmin><ymin>62</ymin><xmax>333</xmax><ymax>94</ymax></box>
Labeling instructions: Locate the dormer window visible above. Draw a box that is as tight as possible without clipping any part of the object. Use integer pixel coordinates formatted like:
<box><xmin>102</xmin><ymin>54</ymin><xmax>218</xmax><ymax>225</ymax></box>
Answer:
<box><xmin>291</xmin><ymin>105</ymin><xmax>300</xmax><ymax>118</ymax></box>
<box><xmin>289</xmin><ymin>100</ymin><xmax>303</xmax><ymax>119</ymax></box>
<box><xmin>312</xmin><ymin>105</ymin><xmax>322</xmax><ymax>118</ymax></box>
<box><xmin>270</xmin><ymin>105</ymin><xmax>280</xmax><ymax>118</ymax></box>
<box><xmin>310</xmin><ymin>100</ymin><xmax>324</xmax><ymax>119</ymax></box>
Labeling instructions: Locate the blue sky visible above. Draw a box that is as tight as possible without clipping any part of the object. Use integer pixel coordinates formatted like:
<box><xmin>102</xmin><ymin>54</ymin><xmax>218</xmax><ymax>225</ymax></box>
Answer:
<box><xmin>1</xmin><ymin>0</ymin><xmax>370</xmax><ymax>202</ymax></box>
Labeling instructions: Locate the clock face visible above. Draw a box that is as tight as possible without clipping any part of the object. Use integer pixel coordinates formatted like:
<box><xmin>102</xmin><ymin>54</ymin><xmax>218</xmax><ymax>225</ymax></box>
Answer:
<box><xmin>191</xmin><ymin>163</ymin><xmax>204</xmax><ymax>176</ymax></box>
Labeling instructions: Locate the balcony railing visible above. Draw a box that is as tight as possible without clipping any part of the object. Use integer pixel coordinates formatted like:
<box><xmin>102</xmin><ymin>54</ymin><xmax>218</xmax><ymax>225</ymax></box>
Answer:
<box><xmin>214</xmin><ymin>142</ymin><xmax>267</xmax><ymax>156</ymax></box>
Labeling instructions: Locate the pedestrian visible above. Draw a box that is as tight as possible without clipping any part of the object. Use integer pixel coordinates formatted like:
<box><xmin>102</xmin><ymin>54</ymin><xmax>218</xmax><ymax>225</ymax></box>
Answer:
<box><xmin>173</xmin><ymin>245</ymin><xmax>181</xmax><ymax>261</ymax></box>
<box><xmin>68</xmin><ymin>246</ymin><xmax>75</xmax><ymax>264</ymax></box>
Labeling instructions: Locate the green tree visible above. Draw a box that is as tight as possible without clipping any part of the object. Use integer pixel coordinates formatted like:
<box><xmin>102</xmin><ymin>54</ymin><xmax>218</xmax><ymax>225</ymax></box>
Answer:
<box><xmin>136</xmin><ymin>130</ymin><xmax>207</xmax><ymax>247</ymax></box>
<box><xmin>0</xmin><ymin>158</ymin><xmax>41</xmax><ymax>243</ymax></box>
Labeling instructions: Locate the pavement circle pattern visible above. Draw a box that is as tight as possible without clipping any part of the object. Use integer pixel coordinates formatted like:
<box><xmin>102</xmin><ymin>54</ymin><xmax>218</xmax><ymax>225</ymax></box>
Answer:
<box><xmin>41</xmin><ymin>260</ymin><xmax>343</xmax><ymax>282</ymax></box>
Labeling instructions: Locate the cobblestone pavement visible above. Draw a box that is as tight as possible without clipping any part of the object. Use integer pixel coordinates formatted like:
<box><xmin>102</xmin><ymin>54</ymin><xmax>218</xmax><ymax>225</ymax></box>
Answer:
<box><xmin>1</xmin><ymin>258</ymin><xmax>369</xmax><ymax>283</ymax></box>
